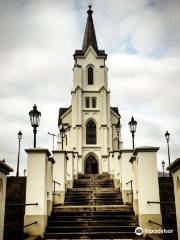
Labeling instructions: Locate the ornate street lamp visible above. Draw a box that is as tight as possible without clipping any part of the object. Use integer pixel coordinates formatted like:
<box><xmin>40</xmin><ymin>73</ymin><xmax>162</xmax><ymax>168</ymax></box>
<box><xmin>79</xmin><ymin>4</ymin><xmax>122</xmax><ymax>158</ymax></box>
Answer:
<box><xmin>16</xmin><ymin>130</ymin><xmax>23</xmax><ymax>177</ymax></box>
<box><xmin>128</xmin><ymin>116</ymin><xmax>137</xmax><ymax>150</ymax></box>
<box><xmin>165</xmin><ymin>131</ymin><xmax>171</xmax><ymax>167</ymax></box>
<box><xmin>29</xmin><ymin>104</ymin><xmax>41</xmax><ymax>148</ymax></box>
<box><xmin>116</xmin><ymin>119</ymin><xmax>121</xmax><ymax>150</ymax></box>
<box><xmin>48</xmin><ymin>132</ymin><xmax>56</xmax><ymax>150</ymax></box>
<box><xmin>59</xmin><ymin>125</ymin><xmax>65</xmax><ymax>150</ymax></box>
<box><xmin>161</xmin><ymin>160</ymin><xmax>165</xmax><ymax>177</ymax></box>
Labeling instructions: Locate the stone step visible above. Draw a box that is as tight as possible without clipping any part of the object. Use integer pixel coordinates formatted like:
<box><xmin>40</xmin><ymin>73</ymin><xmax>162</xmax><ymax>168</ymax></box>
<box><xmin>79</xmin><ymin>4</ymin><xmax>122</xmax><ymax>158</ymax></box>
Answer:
<box><xmin>45</xmin><ymin>174</ymin><xmax>138</xmax><ymax>240</ymax></box>
<box><xmin>53</xmin><ymin>204</ymin><xmax>133</xmax><ymax>211</ymax></box>
<box><xmin>78</xmin><ymin>173</ymin><xmax>110</xmax><ymax>179</ymax></box>
<box><xmin>44</xmin><ymin>231</ymin><xmax>141</xmax><ymax>239</ymax></box>
<box><xmin>51</xmin><ymin>210</ymin><xmax>134</xmax><ymax>215</ymax></box>
<box><xmin>68</xmin><ymin>187</ymin><xmax>119</xmax><ymax>192</ymax></box>
<box><xmin>49</xmin><ymin>215</ymin><xmax>137</xmax><ymax>222</ymax></box>
<box><xmin>48</xmin><ymin>220</ymin><xmax>138</xmax><ymax>227</ymax></box>
<box><xmin>64</xmin><ymin>201</ymin><xmax>123</xmax><ymax>205</ymax></box>
<box><xmin>65</xmin><ymin>196</ymin><xmax>122</xmax><ymax>200</ymax></box>
<box><xmin>46</xmin><ymin>225</ymin><xmax>138</xmax><ymax>233</ymax></box>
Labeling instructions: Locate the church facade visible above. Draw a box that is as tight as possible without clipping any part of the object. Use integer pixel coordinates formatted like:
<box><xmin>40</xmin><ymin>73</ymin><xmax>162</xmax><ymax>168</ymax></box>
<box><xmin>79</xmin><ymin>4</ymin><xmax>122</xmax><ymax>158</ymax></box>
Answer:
<box><xmin>58</xmin><ymin>6</ymin><xmax>122</xmax><ymax>175</ymax></box>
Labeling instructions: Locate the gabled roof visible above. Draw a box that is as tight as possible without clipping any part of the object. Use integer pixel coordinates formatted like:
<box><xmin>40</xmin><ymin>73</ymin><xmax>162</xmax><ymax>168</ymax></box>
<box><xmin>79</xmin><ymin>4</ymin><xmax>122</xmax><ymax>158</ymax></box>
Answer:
<box><xmin>74</xmin><ymin>5</ymin><xmax>106</xmax><ymax>58</ymax></box>
<box><xmin>0</xmin><ymin>160</ymin><xmax>13</xmax><ymax>175</ymax></box>
<box><xmin>58</xmin><ymin>106</ymin><xmax>71</xmax><ymax>126</ymax></box>
<box><xmin>111</xmin><ymin>107</ymin><xmax>120</xmax><ymax>117</ymax></box>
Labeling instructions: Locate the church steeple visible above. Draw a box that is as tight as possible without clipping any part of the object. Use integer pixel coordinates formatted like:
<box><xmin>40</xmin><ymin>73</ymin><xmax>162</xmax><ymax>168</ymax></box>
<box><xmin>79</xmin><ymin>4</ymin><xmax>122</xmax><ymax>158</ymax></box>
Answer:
<box><xmin>82</xmin><ymin>5</ymin><xmax>98</xmax><ymax>52</ymax></box>
<box><xmin>74</xmin><ymin>5</ymin><xmax>106</xmax><ymax>59</ymax></box>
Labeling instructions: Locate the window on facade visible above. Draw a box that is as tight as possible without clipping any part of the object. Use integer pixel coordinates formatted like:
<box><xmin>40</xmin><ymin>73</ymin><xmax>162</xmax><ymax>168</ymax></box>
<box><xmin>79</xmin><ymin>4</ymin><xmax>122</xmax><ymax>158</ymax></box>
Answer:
<box><xmin>86</xmin><ymin>120</ymin><xmax>96</xmax><ymax>144</ymax></box>
<box><xmin>88</xmin><ymin>67</ymin><xmax>93</xmax><ymax>85</ymax></box>
<box><xmin>85</xmin><ymin>97</ymin><xmax>90</xmax><ymax>108</ymax></box>
<box><xmin>92</xmin><ymin>97</ymin><xmax>96</xmax><ymax>108</ymax></box>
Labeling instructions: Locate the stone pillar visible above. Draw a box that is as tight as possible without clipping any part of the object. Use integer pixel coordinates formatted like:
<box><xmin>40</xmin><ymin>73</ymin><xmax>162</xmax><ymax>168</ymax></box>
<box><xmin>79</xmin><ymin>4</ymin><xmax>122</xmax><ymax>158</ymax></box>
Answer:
<box><xmin>134</xmin><ymin>147</ymin><xmax>162</xmax><ymax>232</ymax></box>
<box><xmin>113</xmin><ymin>151</ymin><xmax>121</xmax><ymax>188</ymax></box>
<box><xmin>24</xmin><ymin>148</ymin><xmax>51</xmax><ymax>238</ymax></box>
<box><xmin>73</xmin><ymin>152</ymin><xmax>78</xmax><ymax>179</ymax></box>
<box><xmin>130</xmin><ymin>156</ymin><xmax>139</xmax><ymax>215</ymax></box>
<box><xmin>109</xmin><ymin>152</ymin><xmax>114</xmax><ymax>178</ymax></box>
<box><xmin>167</xmin><ymin>158</ymin><xmax>180</xmax><ymax>240</ymax></box>
<box><xmin>52</xmin><ymin>150</ymin><xmax>66</xmax><ymax>204</ymax></box>
<box><xmin>121</xmin><ymin>149</ymin><xmax>134</xmax><ymax>204</ymax></box>
<box><xmin>102</xmin><ymin>155</ymin><xmax>109</xmax><ymax>173</ymax></box>
<box><xmin>47</xmin><ymin>157</ymin><xmax>55</xmax><ymax>216</ymax></box>
<box><xmin>78</xmin><ymin>155</ymin><xmax>83</xmax><ymax>173</ymax></box>
<box><xmin>66</xmin><ymin>152</ymin><xmax>74</xmax><ymax>188</ymax></box>
<box><xmin>0</xmin><ymin>161</ymin><xmax>13</xmax><ymax>240</ymax></box>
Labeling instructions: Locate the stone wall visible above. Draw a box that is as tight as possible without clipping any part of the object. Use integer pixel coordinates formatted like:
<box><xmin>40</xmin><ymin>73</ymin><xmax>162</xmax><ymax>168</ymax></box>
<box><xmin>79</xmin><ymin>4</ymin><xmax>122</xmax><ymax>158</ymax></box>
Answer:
<box><xmin>4</xmin><ymin>176</ymin><xmax>26</xmax><ymax>240</ymax></box>
<box><xmin>159</xmin><ymin>177</ymin><xmax>178</xmax><ymax>240</ymax></box>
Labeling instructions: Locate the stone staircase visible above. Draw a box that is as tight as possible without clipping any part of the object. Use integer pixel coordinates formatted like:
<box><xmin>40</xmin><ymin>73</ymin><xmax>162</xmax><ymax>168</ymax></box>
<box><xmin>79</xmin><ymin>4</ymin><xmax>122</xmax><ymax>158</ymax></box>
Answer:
<box><xmin>45</xmin><ymin>174</ymin><xmax>141</xmax><ymax>239</ymax></box>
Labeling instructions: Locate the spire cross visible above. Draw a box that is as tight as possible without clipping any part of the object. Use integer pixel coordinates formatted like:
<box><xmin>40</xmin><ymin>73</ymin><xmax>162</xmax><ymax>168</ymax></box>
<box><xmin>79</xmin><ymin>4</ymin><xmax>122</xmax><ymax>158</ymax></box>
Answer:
<box><xmin>87</xmin><ymin>4</ymin><xmax>93</xmax><ymax>14</ymax></box>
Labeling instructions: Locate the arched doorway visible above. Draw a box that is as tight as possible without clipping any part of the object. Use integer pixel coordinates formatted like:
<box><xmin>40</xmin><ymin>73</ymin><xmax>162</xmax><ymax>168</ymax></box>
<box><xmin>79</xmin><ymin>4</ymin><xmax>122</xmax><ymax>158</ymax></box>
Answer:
<box><xmin>85</xmin><ymin>155</ymin><xmax>98</xmax><ymax>174</ymax></box>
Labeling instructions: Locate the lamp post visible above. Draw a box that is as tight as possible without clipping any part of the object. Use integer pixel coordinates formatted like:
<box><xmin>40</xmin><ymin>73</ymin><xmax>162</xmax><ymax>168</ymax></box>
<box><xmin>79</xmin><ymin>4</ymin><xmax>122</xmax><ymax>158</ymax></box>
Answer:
<box><xmin>161</xmin><ymin>160</ymin><xmax>165</xmax><ymax>177</ymax></box>
<box><xmin>48</xmin><ymin>132</ymin><xmax>56</xmax><ymax>150</ymax></box>
<box><xmin>116</xmin><ymin>119</ymin><xmax>121</xmax><ymax>150</ymax></box>
<box><xmin>165</xmin><ymin>131</ymin><xmax>171</xmax><ymax>167</ymax></box>
<box><xmin>128</xmin><ymin>116</ymin><xmax>137</xmax><ymax>150</ymax></box>
<box><xmin>29</xmin><ymin>104</ymin><xmax>41</xmax><ymax>148</ymax></box>
<box><xmin>24</xmin><ymin>169</ymin><xmax>26</xmax><ymax>177</ymax></box>
<box><xmin>16</xmin><ymin>130</ymin><xmax>23</xmax><ymax>177</ymax></box>
<box><xmin>59</xmin><ymin>125</ymin><xmax>65</xmax><ymax>150</ymax></box>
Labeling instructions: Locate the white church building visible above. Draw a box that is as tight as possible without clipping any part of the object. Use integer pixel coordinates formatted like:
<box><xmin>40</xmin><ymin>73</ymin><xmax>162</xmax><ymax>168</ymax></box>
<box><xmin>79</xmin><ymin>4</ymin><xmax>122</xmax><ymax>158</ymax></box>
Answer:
<box><xmin>57</xmin><ymin>5</ymin><xmax>121</xmax><ymax>175</ymax></box>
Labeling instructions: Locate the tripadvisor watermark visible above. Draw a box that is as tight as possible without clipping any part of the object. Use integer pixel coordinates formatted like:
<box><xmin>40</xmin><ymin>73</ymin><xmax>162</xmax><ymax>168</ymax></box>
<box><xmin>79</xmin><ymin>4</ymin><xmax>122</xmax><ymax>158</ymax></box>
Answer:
<box><xmin>135</xmin><ymin>226</ymin><xmax>174</xmax><ymax>236</ymax></box>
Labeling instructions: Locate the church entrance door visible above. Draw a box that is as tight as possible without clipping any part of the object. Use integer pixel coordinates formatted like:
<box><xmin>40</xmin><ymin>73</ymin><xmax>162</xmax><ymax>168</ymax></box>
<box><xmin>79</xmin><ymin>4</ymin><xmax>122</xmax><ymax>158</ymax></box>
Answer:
<box><xmin>85</xmin><ymin>155</ymin><xmax>98</xmax><ymax>174</ymax></box>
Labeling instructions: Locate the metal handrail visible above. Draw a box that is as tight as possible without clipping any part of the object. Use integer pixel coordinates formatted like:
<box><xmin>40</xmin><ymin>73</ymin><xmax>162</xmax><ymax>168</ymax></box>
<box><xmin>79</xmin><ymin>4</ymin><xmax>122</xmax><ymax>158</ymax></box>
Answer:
<box><xmin>147</xmin><ymin>201</ymin><xmax>175</xmax><ymax>204</ymax></box>
<box><xmin>53</xmin><ymin>180</ymin><xmax>61</xmax><ymax>186</ymax></box>
<box><xmin>24</xmin><ymin>221</ymin><xmax>38</xmax><ymax>228</ymax></box>
<box><xmin>149</xmin><ymin>220</ymin><xmax>173</xmax><ymax>230</ymax></box>
<box><xmin>126</xmin><ymin>180</ymin><xmax>133</xmax><ymax>185</ymax></box>
<box><xmin>4</xmin><ymin>221</ymin><xmax>38</xmax><ymax>234</ymax></box>
<box><xmin>52</xmin><ymin>180</ymin><xmax>61</xmax><ymax>205</ymax></box>
<box><xmin>149</xmin><ymin>220</ymin><xmax>163</xmax><ymax>227</ymax></box>
<box><xmin>126</xmin><ymin>180</ymin><xmax>133</xmax><ymax>204</ymax></box>
<box><xmin>6</xmin><ymin>203</ymin><xmax>38</xmax><ymax>207</ymax></box>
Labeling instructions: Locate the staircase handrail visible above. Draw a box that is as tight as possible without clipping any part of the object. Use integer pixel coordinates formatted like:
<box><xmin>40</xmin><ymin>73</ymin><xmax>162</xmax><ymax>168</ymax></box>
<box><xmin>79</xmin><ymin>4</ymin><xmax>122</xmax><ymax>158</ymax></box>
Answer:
<box><xmin>126</xmin><ymin>180</ymin><xmax>133</xmax><ymax>204</ymax></box>
<box><xmin>6</xmin><ymin>203</ymin><xmax>38</xmax><ymax>207</ymax></box>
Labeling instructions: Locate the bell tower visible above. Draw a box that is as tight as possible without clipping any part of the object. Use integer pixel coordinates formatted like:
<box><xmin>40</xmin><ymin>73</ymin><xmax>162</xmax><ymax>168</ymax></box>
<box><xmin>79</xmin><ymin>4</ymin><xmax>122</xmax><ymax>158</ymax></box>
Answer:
<box><xmin>58</xmin><ymin>5</ymin><xmax>121</xmax><ymax>174</ymax></box>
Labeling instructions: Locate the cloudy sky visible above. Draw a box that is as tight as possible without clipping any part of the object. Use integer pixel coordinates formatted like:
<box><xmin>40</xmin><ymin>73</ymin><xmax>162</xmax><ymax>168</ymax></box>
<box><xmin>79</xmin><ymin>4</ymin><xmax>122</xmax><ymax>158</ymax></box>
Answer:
<box><xmin>0</xmin><ymin>0</ymin><xmax>180</xmax><ymax>175</ymax></box>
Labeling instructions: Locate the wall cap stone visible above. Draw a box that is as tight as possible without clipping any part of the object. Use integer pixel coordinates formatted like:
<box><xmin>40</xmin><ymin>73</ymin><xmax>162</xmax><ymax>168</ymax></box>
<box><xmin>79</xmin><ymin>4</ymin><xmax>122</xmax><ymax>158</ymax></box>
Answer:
<box><xmin>25</xmin><ymin>148</ymin><xmax>51</xmax><ymax>157</ymax></box>
<box><xmin>167</xmin><ymin>158</ymin><xmax>180</xmax><ymax>173</ymax></box>
<box><xmin>0</xmin><ymin>161</ymin><xmax>13</xmax><ymax>175</ymax></box>
<box><xmin>134</xmin><ymin>146</ymin><xmax>159</xmax><ymax>156</ymax></box>
<box><xmin>120</xmin><ymin>149</ymin><xmax>134</xmax><ymax>153</ymax></box>
<box><xmin>52</xmin><ymin>150</ymin><xmax>66</xmax><ymax>154</ymax></box>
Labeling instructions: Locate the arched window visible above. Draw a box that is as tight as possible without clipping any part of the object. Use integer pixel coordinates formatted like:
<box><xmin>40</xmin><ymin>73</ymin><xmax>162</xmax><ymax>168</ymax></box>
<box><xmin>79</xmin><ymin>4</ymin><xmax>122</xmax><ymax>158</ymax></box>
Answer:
<box><xmin>86</xmin><ymin>120</ymin><xmax>96</xmax><ymax>144</ymax></box>
<box><xmin>88</xmin><ymin>67</ymin><xmax>93</xmax><ymax>85</ymax></box>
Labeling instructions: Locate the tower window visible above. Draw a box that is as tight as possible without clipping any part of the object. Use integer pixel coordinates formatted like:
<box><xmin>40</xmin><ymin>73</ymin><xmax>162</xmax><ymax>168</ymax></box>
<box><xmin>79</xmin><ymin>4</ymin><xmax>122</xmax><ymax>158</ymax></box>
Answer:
<box><xmin>85</xmin><ymin>97</ymin><xmax>90</xmax><ymax>108</ymax></box>
<box><xmin>86</xmin><ymin>120</ymin><xmax>96</xmax><ymax>144</ymax></box>
<box><xmin>92</xmin><ymin>97</ymin><xmax>96</xmax><ymax>108</ymax></box>
<box><xmin>88</xmin><ymin>67</ymin><xmax>93</xmax><ymax>85</ymax></box>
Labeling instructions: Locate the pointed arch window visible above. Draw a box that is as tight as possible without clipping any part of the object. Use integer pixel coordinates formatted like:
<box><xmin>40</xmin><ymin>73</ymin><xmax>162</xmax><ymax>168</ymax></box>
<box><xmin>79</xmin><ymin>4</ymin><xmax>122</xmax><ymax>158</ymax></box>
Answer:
<box><xmin>86</xmin><ymin>120</ymin><xmax>96</xmax><ymax>144</ymax></box>
<box><xmin>88</xmin><ymin>67</ymin><xmax>94</xmax><ymax>85</ymax></box>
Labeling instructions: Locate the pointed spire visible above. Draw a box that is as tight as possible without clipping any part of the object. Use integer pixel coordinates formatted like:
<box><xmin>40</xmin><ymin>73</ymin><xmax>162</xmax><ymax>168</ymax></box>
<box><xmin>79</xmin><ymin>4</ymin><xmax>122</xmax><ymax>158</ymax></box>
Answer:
<box><xmin>82</xmin><ymin>5</ymin><xmax>98</xmax><ymax>52</ymax></box>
